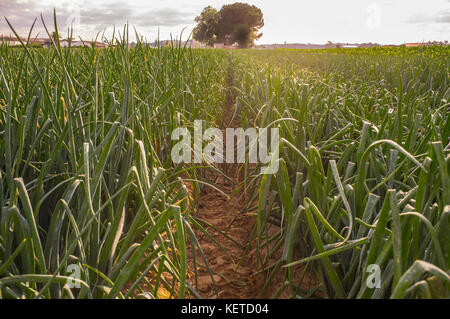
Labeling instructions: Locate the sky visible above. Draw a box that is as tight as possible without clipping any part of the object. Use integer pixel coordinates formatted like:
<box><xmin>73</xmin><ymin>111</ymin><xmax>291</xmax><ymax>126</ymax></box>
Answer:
<box><xmin>0</xmin><ymin>0</ymin><xmax>449</xmax><ymax>44</ymax></box>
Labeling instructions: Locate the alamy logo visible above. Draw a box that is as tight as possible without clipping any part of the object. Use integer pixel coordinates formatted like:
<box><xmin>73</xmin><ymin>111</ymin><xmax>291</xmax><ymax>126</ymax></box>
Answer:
<box><xmin>366</xmin><ymin>4</ymin><xmax>381</xmax><ymax>30</ymax></box>
<box><xmin>65</xmin><ymin>2</ymin><xmax>82</xmax><ymax>31</ymax></box>
<box><xmin>171</xmin><ymin>120</ymin><xmax>280</xmax><ymax>174</ymax></box>
<box><xmin>366</xmin><ymin>264</ymin><xmax>381</xmax><ymax>289</ymax></box>
<box><xmin>66</xmin><ymin>264</ymin><xmax>81</xmax><ymax>289</ymax></box>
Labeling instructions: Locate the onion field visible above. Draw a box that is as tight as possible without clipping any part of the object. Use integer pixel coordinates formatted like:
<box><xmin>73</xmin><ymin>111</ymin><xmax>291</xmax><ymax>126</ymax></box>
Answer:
<box><xmin>0</xmin><ymin>27</ymin><xmax>449</xmax><ymax>298</ymax></box>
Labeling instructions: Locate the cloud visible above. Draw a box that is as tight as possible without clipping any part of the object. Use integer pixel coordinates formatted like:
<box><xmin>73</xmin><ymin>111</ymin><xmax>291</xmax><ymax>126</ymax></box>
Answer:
<box><xmin>435</xmin><ymin>11</ymin><xmax>450</xmax><ymax>23</ymax></box>
<box><xmin>0</xmin><ymin>0</ymin><xmax>196</xmax><ymax>38</ymax></box>
<box><xmin>79</xmin><ymin>3</ymin><xmax>195</xmax><ymax>29</ymax></box>
<box><xmin>408</xmin><ymin>9</ymin><xmax>450</xmax><ymax>24</ymax></box>
<box><xmin>0</xmin><ymin>0</ymin><xmax>85</xmax><ymax>37</ymax></box>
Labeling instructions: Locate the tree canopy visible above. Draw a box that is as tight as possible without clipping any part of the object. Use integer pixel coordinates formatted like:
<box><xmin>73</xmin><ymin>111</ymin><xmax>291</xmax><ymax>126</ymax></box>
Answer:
<box><xmin>192</xmin><ymin>6</ymin><xmax>218</xmax><ymax>47</ymax></box>
<box><xmin>193</xmin><ymin>2</ymin><xmax>264</xmax><ymax>48</ymax></box>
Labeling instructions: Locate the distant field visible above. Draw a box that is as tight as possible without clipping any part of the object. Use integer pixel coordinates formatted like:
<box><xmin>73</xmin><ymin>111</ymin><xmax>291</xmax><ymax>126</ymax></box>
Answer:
<box><xmin>0</xmin><ymin>43</ymin><xmax>448</xmax><ymax>299</ymax></box>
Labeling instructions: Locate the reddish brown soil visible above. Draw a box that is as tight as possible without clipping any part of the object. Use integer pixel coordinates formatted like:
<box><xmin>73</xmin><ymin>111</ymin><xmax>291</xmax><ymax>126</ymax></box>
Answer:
<box><xmin>186</xmin><ymin>167</ymin><xmax>261</xmax><ymax>298</ymax></box>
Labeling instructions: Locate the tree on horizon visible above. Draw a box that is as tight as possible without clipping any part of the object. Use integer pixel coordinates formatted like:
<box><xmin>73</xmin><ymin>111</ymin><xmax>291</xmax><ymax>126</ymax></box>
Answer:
<box><xmin>192</xmin><ymin>6</ymin><xmax>218</xmax><ymax>47</ymax></box>
<box><xmin>193</xmin><ymin>2</ymin><xmax>264</xmax><ymax>48</ymax></box>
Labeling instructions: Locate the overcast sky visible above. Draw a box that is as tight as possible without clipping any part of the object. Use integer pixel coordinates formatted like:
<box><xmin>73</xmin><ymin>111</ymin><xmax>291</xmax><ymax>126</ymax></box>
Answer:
<box><xmin>1</xmin><ymin>0</ymin><xmax>449</xmax><ymax>44</ymax></box>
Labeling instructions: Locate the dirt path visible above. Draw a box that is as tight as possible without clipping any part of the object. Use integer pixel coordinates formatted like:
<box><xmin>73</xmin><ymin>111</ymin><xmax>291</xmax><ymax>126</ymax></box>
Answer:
<box><xmin>187</xmin><ymin>168</ymin><xmax>261</xmax><ymax>299</ymax></box>
<box><xmin>185</xmin><ymin>54</ymin><xmax>316</xmax><ymax>299</ymax></box>
<box><xmin>186</xmin><ymin>54</ymin><xmax>262</xmax><ymax>299</ymax></box>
